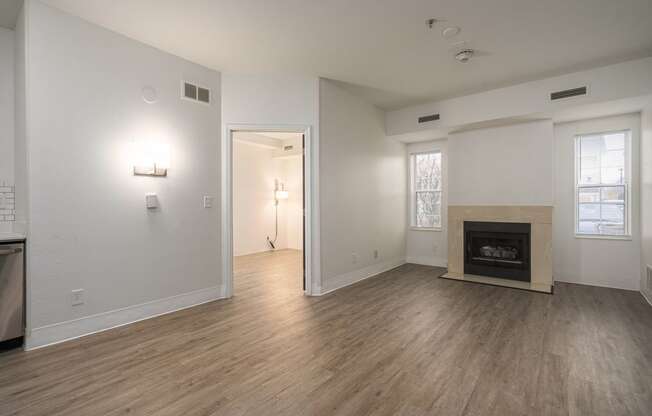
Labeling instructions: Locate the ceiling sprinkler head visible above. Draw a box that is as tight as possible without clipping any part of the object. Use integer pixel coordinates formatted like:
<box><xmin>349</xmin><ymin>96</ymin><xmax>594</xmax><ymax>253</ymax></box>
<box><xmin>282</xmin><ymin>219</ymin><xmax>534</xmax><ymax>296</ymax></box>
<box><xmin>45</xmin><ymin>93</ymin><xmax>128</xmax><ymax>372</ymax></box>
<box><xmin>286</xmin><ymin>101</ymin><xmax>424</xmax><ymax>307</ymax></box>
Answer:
<box><xmin>455</xmin><ymin>49</ymin><xmax>474</xmax><ymax>63</ymax></box>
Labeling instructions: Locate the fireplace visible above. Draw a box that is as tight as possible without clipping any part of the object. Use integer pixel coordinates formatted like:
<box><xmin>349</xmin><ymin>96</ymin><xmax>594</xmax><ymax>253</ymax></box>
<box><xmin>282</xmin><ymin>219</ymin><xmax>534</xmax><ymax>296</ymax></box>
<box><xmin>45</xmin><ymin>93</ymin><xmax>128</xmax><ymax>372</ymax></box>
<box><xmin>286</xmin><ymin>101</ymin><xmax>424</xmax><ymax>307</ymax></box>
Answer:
<box><xmin>464</xmin><ymin>221</ymin><xmax>531</xmax><ymax>282</ymax></box>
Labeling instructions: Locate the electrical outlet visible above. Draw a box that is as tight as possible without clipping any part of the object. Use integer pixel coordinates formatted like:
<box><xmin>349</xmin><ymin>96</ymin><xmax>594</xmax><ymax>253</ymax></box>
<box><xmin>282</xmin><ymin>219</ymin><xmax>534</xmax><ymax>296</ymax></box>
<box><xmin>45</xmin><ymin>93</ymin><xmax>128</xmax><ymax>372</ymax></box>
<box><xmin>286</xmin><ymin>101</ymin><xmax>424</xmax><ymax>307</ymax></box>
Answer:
<box><xmin>203</xmin><ymin>195</ymin><xmax>213</xmax><ymax>208</ymax></box>
<box><xmin>71</xmin><ymin>289</ymin><xmax>85</xmax><ymax>306</ymax></box>
<box><xmin>373</xmin><ymin>249</ymin><xmax>379</xmax><ymax>259</ymax></box>
<box><xmin>352</xmin><ymin>252</ymin><xmax>358</xmax><ymax>264</ymax></box>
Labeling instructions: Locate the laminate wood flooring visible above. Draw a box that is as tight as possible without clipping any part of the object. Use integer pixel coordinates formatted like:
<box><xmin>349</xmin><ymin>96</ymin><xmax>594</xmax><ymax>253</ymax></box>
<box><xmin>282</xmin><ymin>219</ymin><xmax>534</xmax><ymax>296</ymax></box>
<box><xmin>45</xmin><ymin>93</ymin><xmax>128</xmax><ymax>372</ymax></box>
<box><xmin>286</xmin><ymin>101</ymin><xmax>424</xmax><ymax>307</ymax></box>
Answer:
<box><xmin>1</xmin><ymin>249</ymin><xmax>651</xmax><ymax>415</ymax></box>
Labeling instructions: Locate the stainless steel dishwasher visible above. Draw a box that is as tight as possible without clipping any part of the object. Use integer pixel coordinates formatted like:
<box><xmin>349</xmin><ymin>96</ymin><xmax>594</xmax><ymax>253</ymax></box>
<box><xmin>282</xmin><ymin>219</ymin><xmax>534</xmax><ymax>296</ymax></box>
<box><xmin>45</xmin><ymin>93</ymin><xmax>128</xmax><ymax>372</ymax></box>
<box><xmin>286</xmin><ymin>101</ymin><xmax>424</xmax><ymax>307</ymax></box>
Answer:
<box><xmin>0</xmin><ymin>243</ymin><xmax>24</xmax><ymax>343</ymax></box>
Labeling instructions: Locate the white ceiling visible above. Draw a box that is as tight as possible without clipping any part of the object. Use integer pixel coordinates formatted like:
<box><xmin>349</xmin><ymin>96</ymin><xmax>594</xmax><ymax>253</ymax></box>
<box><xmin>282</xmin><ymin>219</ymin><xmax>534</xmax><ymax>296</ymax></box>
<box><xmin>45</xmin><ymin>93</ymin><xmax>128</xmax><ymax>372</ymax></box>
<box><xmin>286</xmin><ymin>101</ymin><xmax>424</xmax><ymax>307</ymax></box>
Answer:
<box><xmin>42</xmin><ymin>0</ymin><xmax>652</xmax><ymax>109</ymax></box>
<box><xmin>0</xmin><ymin>0</ymin><xmax>22</xmax><ymax>29</ymax></box>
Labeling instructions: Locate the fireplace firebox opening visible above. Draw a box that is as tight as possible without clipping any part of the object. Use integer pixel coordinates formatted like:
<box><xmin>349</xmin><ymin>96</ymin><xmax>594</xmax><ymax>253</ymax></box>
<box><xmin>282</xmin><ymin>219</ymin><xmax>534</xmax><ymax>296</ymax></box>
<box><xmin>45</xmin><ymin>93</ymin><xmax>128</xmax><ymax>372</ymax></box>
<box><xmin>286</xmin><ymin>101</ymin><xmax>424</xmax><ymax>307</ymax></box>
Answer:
<box><xmin>464</xmin><ymin>221</ymin><xmax>531</xmax><ymax>282</ymax></box>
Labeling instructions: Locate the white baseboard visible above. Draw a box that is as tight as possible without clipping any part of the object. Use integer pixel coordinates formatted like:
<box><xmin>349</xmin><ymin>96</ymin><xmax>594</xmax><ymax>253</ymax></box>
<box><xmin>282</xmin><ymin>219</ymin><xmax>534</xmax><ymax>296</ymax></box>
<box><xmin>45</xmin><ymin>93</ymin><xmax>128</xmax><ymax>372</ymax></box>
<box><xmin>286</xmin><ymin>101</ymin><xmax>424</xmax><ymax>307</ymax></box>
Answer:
<box><xmin>554</xmin><ymin>277</ymin><xmax>639</xmax><ymax>291</ymax></box>
<box><xmin>405</xmin><ymin>255</ymin><xmax>448</xmax><ymax>268</ymax></box>
<box><xmin>25</xmin><ymin>285</ymin><xmax>226</xmax><ymax>351</ymax></box>
<box><xmin>317</xmin><ymin>257</ymin><xmax>406</xmax><ymax>296</ymax></box>
<box><xmin>641</xmin><ymin>289</ymin><xmax>652</xmax><ymax>307</ymax></box>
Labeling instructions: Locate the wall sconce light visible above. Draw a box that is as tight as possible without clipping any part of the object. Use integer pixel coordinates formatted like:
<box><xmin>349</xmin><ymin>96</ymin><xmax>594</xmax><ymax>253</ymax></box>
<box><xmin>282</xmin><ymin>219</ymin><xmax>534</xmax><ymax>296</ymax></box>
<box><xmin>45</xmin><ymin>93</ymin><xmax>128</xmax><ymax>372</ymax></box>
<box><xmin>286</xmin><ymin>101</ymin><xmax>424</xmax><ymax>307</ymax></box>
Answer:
<box><xmin>275</xmin><ymin>188</ymin><xmax>289</xmax><ymax>201</ymax></box>
<box><xmin>274</xmin><ymin>181</ymin><xmax>289</xmax><ymax>202</ymax></box>
<box><xmin>132</xmin><ymin>142</ymin><xmax>170</xmax><ymax>177</ymax></box>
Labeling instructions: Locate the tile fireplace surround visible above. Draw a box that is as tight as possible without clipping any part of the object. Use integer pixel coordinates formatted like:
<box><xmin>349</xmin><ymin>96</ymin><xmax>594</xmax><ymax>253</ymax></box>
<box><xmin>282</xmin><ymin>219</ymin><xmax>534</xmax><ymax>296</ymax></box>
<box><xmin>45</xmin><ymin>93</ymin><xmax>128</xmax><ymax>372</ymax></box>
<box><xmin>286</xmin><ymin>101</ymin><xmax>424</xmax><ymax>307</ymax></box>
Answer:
<box><xmin>444</xmin><ymin>205</ymin><xmax>553</xmax><ymax>294</ymax></box>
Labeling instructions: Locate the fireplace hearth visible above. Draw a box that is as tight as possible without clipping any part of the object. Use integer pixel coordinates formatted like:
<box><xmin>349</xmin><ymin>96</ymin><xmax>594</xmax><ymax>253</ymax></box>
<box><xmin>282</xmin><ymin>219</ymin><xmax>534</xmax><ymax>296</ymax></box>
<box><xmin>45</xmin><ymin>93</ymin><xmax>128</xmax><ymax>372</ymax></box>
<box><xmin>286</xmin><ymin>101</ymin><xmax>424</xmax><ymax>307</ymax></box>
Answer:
<box><xmin>464</xmin><ymin>221</ymin><xmax>531</xmax><ymax>282</ymax></box>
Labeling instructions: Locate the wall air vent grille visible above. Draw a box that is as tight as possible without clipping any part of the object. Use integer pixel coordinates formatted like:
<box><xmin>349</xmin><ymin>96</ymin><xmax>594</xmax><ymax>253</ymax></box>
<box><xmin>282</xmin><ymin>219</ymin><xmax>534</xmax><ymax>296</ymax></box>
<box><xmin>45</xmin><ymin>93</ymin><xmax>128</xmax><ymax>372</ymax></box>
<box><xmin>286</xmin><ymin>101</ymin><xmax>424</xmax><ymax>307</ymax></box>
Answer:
<box><xmin>197</xmin><ymin>87</ymin><xmax>210</xmax><ymax>103</ymax></box>
<box><xmin>183</xmin><ymin>82</ymin><xmax>197</xmax><ymax>99</ymax></box>
<box><xmin>182</xmin><ymin>81</ymin><xmax>211</xmax><ymax>104</ymax></box>
<box><xmin>550</xmin><ymin>86</ymin><xmax>587</xmax><ymax>101</ymax></box>
<box><xmin>418</xmin><ymin>114</ymin><xmax>440</xmax><ymax>123</ymax></box>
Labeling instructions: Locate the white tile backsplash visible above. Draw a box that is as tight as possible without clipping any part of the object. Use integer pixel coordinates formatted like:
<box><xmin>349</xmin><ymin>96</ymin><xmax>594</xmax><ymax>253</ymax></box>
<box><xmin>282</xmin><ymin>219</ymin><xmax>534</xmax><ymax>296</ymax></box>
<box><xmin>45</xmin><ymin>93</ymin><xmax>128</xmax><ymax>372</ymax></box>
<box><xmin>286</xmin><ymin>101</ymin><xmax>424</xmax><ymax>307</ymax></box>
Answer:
<box><xmin>0</xmin><ymin>183</ymin><xmax>15</xmax><ymax>222</ymax></box>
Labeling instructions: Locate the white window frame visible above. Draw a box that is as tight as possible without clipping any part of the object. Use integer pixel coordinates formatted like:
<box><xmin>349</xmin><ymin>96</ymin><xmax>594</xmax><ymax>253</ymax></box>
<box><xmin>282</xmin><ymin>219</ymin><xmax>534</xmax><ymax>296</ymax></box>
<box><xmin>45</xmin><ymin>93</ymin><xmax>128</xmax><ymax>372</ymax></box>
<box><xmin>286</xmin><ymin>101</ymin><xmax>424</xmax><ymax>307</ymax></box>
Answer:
<box><xmin>409</xmin><ymin>151</ymin><xmax>442</xmax><ymax>231</ymax></box>
<box><xmin>574</xmin><ymin>129</ymin><xmax>631</xmax><ymax>240</ymax></box>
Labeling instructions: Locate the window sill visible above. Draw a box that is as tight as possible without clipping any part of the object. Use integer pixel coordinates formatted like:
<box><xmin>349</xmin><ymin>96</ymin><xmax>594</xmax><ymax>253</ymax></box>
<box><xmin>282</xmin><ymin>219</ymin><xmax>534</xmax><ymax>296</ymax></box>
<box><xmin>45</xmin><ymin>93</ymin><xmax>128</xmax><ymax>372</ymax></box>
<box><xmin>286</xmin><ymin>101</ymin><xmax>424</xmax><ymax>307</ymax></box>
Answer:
<box><xmin>410</xmin><ymin>227</ymin><xmax>443</xmax><ymax>232</ymax></box>
<box><xmin>574</xmin><ymin>234</ymin><xmax>632</xmax><ymax>241</ymax></box>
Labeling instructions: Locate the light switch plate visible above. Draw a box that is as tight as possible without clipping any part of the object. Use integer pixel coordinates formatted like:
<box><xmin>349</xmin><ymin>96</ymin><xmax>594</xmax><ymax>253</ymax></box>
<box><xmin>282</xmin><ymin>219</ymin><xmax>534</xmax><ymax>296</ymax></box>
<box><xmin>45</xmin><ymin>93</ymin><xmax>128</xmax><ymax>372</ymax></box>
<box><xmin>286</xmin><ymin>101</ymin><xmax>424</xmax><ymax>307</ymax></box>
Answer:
<box><xmin>203</xmin><ymin>195</ymin><xmax>213</xmax><ymax>208</ymax></box>
<box><xmin>146</xmin><ymin>193</ymin><xmax>159</xmax><ymax>209</ymax></box>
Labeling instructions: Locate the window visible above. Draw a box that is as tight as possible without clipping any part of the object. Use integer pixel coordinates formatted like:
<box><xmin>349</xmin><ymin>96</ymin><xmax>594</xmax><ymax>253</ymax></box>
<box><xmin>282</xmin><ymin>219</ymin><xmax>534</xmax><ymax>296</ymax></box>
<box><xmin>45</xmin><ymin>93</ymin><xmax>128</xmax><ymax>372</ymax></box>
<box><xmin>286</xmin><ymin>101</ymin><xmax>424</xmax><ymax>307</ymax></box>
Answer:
<box><xmin>410</xmin><ymin>151</ymin><xmax>442</xmax><ymax>229</ymax></box>
<box><xmin>575</xmin><ymin>130</ymin><xmax>630</xmax><ymax>237</ymax></box>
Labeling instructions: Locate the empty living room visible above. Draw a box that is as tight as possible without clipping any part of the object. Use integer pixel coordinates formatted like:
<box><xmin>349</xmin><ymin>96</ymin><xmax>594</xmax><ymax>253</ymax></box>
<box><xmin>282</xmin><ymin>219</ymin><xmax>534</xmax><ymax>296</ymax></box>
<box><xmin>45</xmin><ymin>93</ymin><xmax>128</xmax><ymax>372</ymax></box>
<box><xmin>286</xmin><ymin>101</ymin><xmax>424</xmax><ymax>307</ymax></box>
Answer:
<box><xmin>1</xmin><ymin>0</ymin><xmax>652</xmax><ymax>415</ymax></box>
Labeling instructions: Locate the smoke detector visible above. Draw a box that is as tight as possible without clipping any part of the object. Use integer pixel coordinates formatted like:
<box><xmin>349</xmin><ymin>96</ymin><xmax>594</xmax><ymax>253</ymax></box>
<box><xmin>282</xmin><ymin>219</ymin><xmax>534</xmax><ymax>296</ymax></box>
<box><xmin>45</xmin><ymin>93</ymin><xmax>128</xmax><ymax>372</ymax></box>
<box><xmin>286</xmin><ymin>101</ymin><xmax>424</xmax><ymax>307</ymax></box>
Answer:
<box><xmin>454</xmin><ymin>49</ymin><xmax>474</xmax><ymax>63</ymax></box>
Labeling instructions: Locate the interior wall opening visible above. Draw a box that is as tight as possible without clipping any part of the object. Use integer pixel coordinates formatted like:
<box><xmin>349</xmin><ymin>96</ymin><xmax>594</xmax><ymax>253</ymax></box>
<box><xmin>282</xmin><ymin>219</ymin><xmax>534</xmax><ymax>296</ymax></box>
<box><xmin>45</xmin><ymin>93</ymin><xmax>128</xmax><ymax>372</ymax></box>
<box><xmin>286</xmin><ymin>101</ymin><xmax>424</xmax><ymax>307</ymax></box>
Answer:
<box><xmin>231</xmin><ymin>131</ymin><xmax>305</xmax><ymax>297</ymax></box>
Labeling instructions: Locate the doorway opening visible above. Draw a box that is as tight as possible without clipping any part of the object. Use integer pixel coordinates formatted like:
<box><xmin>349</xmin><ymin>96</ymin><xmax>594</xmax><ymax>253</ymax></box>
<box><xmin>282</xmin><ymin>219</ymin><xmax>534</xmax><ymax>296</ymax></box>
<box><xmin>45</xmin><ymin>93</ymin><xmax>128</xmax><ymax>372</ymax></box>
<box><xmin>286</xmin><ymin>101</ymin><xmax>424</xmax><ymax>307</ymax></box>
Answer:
<box><xmin>227</xmin><ymin>129</ymin><xmax>308</xmax><ymax>297</ymax></box>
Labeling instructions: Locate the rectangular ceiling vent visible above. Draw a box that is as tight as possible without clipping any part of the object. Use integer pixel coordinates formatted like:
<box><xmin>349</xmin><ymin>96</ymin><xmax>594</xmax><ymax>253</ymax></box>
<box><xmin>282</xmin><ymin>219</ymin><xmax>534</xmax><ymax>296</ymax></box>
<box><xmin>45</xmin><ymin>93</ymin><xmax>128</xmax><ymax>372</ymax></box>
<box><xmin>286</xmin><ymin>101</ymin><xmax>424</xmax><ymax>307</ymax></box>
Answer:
<box><xmin>418</xmin><ymin>114</ymin><xmax>440</xmax><ymax>124</ymax></box>
<box><xmin>283</xmin><ymin>145</ymin><xmax>294</xmax><ymax>151</ymax></box>
<box><xmin>182</xmin><ymin>81</ymin><xmax>211</xmax><ymax>104</ymax></box>
<box><xmin>550</xmin><ymin>86</ymin><xmax>587</xmax><ymax>101</ymax></box>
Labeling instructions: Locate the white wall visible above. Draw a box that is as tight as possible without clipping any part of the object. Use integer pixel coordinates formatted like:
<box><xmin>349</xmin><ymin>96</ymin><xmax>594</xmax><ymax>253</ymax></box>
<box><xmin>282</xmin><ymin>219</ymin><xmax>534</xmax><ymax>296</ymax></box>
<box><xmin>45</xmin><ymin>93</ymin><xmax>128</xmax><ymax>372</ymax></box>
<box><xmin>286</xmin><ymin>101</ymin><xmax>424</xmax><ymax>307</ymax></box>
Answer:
<box><xmin>406</xmin><ymin>139</ymin><xmax>448</xmax><ymax>267</ymax></box>
<box><xmin>0</xmin><ymin>27</ymin><xmax>15</xmax><ymax>186</ymax></box>
<box><xmin>640</xmin><ymin>106</ymin><xmax>652</xmax><ymax>301</ymax></box>
<box><xmin>448</xmin><ymin>120</ymin><xmax>554</xmax><ymax>206</ymax></box>
<box><xmin>553</xmin><ymin>113</ymin><xmax>641</xmax><ymax>290</ymax></box>
<box><xmin>13</xmin><ymin>4</ymin><xmax>27</xmax><ymax>233</ymax></box>
<box><xmin>413</xmin><ymin>116</ymin><xmax>642</xmax><ymax>292</ymax></box>
<box><xmin>386</xmin><ymin>57</ymin><xmax>652</xmax><ymax>138</ymax></box>
<box><xmin>282</xmin><ymin>154</ymin><xmax>303</xmax><ymax>251</ymax></box>
<box><xmin>24</xmin><ymin>1</ymin><xmax>221</xmax><ymax>348</ymax></box>
<box><xmin>0</xmin><ymin>27</ymin><xmax>15</xmax><ymax>232</ymax></box>
<box><xmin>221</xmin><ymin>73</ymin><xmax>317</xmax><ymax>126</ymax></box>
<box><xmin>0</xmin><ymin>27</ymin><xmax>15</xmax><ymax>231</ymax></box>
<box><xmin>319</xmin><ymin>79</ymin><xmax>406</xmax><ymax>292</ymax></box>
<box><xmin>232</xmin><ymin>139</ymin><xmax>282</xmax><ymax>256</ymax></box>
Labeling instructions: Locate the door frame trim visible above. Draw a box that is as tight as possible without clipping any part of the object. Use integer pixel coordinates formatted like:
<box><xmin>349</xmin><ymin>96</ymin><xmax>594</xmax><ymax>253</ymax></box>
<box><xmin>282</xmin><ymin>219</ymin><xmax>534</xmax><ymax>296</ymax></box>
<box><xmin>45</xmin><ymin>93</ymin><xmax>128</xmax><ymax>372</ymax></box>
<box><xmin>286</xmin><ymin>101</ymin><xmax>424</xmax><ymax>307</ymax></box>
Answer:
<box><xmin>221</xmin><ymin>123</ymin><xmax>320</xmax><ymax>297</ymax></box>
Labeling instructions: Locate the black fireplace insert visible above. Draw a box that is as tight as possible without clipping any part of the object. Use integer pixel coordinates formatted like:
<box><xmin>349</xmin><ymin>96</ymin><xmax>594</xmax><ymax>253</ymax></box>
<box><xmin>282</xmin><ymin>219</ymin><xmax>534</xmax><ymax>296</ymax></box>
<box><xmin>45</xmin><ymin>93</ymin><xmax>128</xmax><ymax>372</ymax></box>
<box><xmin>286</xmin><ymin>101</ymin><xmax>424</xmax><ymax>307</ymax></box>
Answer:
<box><xmin>464</xmin><ymin>221</ymin><xmax>531</xmax><ymax>282</ymax></box>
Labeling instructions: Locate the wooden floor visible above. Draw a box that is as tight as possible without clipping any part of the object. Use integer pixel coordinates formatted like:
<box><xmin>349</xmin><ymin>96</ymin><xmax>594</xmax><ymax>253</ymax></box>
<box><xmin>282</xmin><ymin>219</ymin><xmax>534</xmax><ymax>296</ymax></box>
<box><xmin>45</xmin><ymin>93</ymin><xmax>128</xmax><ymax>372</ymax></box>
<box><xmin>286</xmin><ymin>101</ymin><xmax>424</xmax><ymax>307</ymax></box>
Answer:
<box><xmin>1</xmin><ymin>250</ymin><xmax>651</xmax><ymax>415</ymax></box>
